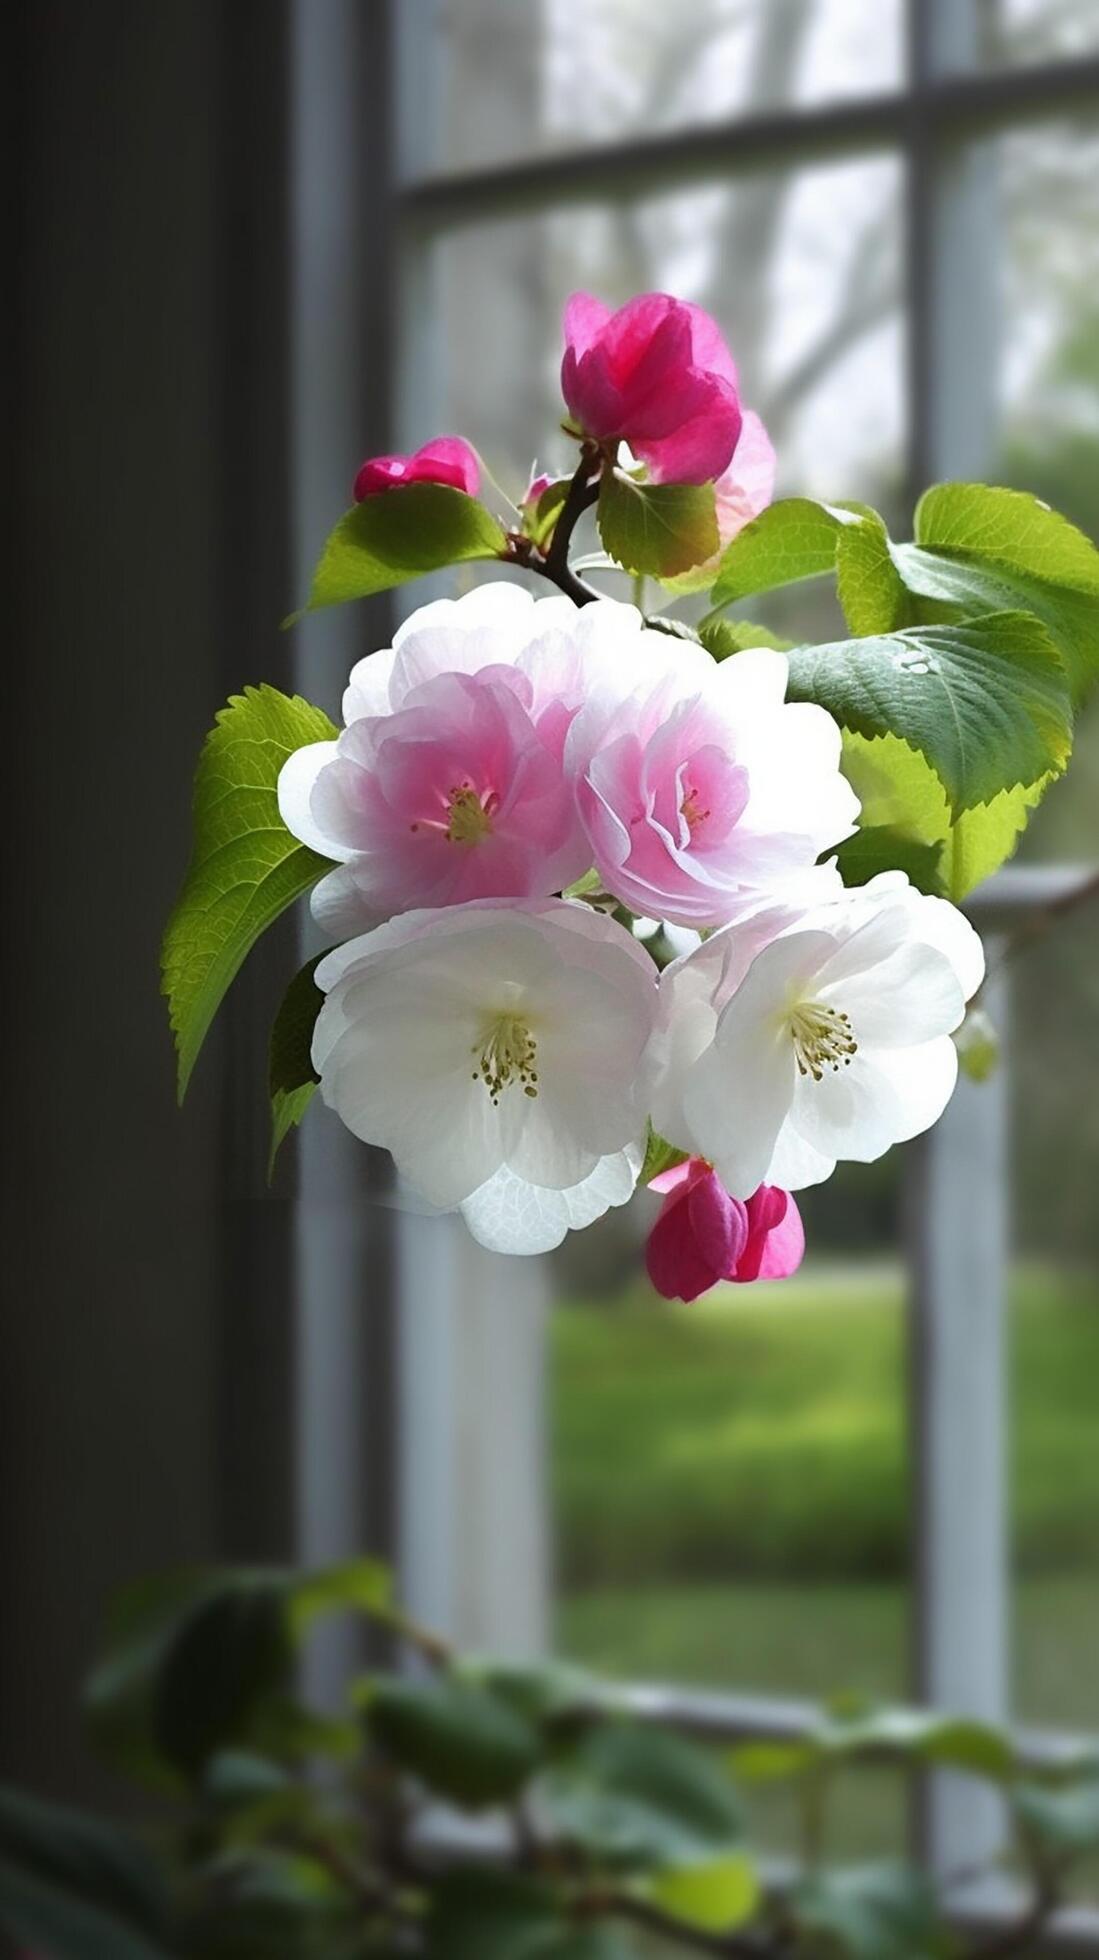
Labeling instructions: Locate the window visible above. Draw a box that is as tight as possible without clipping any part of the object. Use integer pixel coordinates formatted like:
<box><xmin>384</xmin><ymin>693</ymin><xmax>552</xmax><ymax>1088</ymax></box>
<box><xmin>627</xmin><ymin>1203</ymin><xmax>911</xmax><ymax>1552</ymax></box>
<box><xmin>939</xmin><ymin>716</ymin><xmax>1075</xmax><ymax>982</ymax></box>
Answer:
<box><xmin>291</xmin><ymin>0</ymin><xmax>1099</xmax><ymax>1910</ymax></box>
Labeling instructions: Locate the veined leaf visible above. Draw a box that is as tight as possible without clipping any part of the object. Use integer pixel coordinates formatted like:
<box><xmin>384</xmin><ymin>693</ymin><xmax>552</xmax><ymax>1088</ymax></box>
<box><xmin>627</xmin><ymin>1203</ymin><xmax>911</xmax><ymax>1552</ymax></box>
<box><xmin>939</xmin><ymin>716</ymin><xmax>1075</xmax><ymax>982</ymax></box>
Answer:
<box><xmin>709</xmin><ymin>498</ymin><xmax>869</xmax><ymax>608</ymax></box>
<box><xmin>786</xmin><ymin>612</ymin><xmax>1071</xmax><ymax>814</ymax></box>
<box><xmin>303</xmin><ymin>484</ymin><xmax>508</xmax><ymax>614</ymax></box>
<box><xmin>841</xmin><ymin>732</ymin><xmax>1050</xmax><ymax>901</ymax></box>
<box><xmin>268</xmin><ymin>954</ymin><xmax>325</xmax><ymax>1179</ymax></box>
<box><xmin>162</xmin><ymin>687</ymin><xmax>336</xmax><ymax>1098</ymax></box>
<box><xmin>0</xmin><ymin>1785</ymin><xmax>171</xmax><ymax>1960</ymax></box>
<box><xmin>698</xmin><ymin>617</ymin><xmax>794</xmax><ymax>659</ymax></box>
<box><xmin>598</xmin><ymin>472</ymin><xmax>718</xmax><ymax>579</ymax></box>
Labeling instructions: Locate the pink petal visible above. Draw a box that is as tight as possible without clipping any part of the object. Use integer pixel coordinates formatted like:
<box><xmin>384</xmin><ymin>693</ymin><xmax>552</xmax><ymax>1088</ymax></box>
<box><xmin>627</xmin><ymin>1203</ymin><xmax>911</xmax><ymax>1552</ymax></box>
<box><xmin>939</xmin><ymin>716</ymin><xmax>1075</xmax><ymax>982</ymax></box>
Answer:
<box><xmin>734</xmin><ymin>1186</ymin><xmax>806</xmax><ymax>1282</ymax></box>
<box><xmin>685</xmin><ymin>1167</ymin><xmax>749</xmax><ymax>1277</ymax></box>
<box><xmin>563</xmin><ymin>290</ymin><xmax>612</xmax><ymax>361</ymax></box>
<box><xmin>636</xmin><ymin>377</ymin><xmax>743</xmax><ymax>486</ymax></box>
<box><xmin>353</xmin><ymin>435</ymin><xmax>479</xmax><ymax>502</ymax></box>
<box><xmin>648</xmin><ymin>1157</ymin><xmax>700</xmax><ymax>1197</ymax></box>
<box><xmin>645</xmin><ymin>1181</ymin><xmax>722</xmax><ymax>1303</ymax></box>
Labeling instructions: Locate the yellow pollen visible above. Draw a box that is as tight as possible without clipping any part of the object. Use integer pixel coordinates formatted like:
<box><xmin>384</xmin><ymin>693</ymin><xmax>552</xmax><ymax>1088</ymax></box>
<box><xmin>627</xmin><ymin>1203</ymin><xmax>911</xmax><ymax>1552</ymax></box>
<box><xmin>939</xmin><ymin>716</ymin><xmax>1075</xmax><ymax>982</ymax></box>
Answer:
<box><xmin>681</xmin><ymin>785</ymin><xmax>710</xmax><ymax>832</ymax></box>
<box><xmin>789</xmin><ymin>1001</ymin><xmax>858</xmax><ymax>1081</ymax></box>
<box><xmin>471</xmin><ymin>1013</ymin><xmax>539</xmax><ymax>1105</ymax></box>
<box><xmin>445</xmin><ymin>783</ymin><xmax>495</xmax><ymax>846</ymax></box>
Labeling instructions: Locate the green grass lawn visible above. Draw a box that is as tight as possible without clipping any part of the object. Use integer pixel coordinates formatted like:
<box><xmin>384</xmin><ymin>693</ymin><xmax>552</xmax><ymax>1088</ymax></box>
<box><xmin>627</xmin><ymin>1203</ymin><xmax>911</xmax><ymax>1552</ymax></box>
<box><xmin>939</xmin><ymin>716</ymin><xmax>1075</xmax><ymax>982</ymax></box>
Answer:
<box><xmin>550</xmin><ymin>1261</ymin><xmax>1099</xmax><ymax>1739</ymax></box>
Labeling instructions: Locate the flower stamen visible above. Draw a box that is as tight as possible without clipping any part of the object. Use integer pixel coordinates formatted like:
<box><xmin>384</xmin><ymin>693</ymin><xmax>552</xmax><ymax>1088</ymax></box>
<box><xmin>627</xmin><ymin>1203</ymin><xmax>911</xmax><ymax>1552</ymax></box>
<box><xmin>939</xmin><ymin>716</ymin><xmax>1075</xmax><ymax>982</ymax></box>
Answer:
<box><xmin>789</xmin><ymin>1002</ymin><xmax>858</xmax><ymax>1081</ymax></box>
<box><xmin>472</xmin><ymin>1013</ymin><xmax>539</xmax><ymax>1104</ymax></box>
<box><xmin>445</xmin><ymin>783</ymin><xmax>495</xmax><ymax>846</ymax></box>
<box><xmin>680</xmin><ymin>785</ymin><xmax>710</xmax><ymax>833</ymax></box>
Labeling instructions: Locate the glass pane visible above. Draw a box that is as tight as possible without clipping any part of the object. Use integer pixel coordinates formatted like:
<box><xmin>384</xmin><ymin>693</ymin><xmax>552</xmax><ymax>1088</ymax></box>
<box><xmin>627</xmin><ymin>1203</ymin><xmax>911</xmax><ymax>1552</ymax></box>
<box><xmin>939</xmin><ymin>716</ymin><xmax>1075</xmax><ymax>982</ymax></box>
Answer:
<box><xmin>420</xmin><ymin>154</ymin><xmax>907</xmax><ymax>592</ymax></box>
<box><xmin>977</xmin><ymin>0</ymin><xmax>1099</xmax><ymax>67</ymax></box>
<box><xmin>425</xmin><ymin>0</ymin><xmax>904</xmax><ymax>177</ymax></box>
<box><xmin>992</xmin><ymin>118</ymin><xmax>1099</xmax><ymax>857</ymax></box>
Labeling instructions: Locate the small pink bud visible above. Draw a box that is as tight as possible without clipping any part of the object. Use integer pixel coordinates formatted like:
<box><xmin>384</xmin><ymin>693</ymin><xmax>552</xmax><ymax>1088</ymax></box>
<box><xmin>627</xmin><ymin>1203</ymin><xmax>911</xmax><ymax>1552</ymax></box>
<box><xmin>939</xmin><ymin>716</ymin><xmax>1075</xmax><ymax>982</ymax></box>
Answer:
<box><xmin>645</xmin><ymin>1159</ymin><xmax>804</xmax><ymax>1302</ymax></box>
<box><xmin>524</xmin><ymin>470</ymin><xmax>555</xmax><ymax>507</ymax></box>
<box><xmin>560</xmin><ymin>292</ymin><xmax>743</xmax><ymax>487</ymax></box>
<box><xmin>353</xmin><ymin>435</ymin><xmax>480</xmax><ymax>503</ymax></box>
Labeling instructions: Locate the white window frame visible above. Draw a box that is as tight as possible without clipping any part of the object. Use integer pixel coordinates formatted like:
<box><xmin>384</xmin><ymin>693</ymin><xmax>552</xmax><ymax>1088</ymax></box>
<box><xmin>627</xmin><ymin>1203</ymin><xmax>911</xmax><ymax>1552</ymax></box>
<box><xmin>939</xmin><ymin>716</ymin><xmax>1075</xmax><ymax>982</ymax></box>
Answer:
<box><xmin>288</xmin><ymin>0</ymin><xmax>1099</xmax><ymax>1935</ymax></box>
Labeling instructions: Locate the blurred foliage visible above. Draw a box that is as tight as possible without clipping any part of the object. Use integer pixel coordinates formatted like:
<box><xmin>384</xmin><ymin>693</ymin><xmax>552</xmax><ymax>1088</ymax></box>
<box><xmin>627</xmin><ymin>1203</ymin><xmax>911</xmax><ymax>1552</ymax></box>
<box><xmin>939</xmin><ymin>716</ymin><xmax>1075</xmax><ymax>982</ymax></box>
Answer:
<box><xmin>1</xmin><ymin>1560</ymin><xmax>1095</xmax><ymax>1958</ymax></box>
<box><xmin>552</xmin><ymin>1268</ymin><xmax>1099</xmax><ymax>1591</ymax></box>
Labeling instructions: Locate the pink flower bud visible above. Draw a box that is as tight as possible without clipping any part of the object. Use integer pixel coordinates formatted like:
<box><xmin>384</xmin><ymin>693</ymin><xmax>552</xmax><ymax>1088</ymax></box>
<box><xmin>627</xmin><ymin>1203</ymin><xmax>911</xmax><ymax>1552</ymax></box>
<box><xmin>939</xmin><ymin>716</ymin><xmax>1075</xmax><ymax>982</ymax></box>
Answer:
<box><xmin>353</xmin><ymin>436</ymin><xmax>480</xmax><ymax>503</ymax></box>
<box><xmin>524</xmin><ymin>470</ymin><xmax>555</xmax><ymax>507</ymax></box>
<box><xmin>645</xmin><ymin>1159</ymin><xmax>804</xmax><ymax>1302</ymax></box>
<box><xmin>560</xmin><ymin>292</ymin><xmax>743</xmax><ymax>486</ymax></box>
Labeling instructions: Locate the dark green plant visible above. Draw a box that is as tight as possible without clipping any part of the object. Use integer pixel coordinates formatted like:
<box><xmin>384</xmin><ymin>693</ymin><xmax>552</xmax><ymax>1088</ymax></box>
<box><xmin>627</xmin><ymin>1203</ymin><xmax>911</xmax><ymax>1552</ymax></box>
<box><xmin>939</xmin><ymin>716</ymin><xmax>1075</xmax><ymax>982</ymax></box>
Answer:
<box><xmin>1</xmin><ymin>1561</ymin><xmax>1095</xmax><ymax>1958</ymax></box>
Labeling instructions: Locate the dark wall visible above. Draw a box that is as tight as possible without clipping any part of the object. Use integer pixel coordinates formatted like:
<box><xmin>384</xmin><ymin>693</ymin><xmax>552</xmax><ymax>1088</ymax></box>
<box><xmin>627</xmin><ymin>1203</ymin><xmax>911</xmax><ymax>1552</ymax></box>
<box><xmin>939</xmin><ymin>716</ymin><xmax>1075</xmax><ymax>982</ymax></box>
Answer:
<box><xmin>3</xmin><ymin>0</ymin><xmax>299</xmax><ymax>1802</ymax></box>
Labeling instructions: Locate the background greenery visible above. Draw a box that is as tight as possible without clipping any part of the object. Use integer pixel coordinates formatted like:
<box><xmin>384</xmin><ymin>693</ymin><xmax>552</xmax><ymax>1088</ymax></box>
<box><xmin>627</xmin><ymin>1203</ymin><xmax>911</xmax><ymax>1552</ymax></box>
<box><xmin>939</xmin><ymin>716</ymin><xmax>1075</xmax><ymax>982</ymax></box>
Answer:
<box><xmin>552</xmin><ymin>1261</ymin><xmax>1099</xmax><ymax>1727</ymax></box>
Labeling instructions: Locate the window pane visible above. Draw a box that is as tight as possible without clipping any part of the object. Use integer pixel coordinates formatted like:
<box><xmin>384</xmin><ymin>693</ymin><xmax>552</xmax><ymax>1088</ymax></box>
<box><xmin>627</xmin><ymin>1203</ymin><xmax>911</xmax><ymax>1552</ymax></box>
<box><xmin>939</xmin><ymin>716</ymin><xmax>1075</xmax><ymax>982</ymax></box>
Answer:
<box><xmin>992</xmin><ymin>118</ymin><xmax>1099</xmax><ymax>857</ymax></box>
<box><xmin>419</xmin><ymin>154</ymin><xmax>906</xmax><ymax>553</ymax></box>
<box><xmin>976</xmin><ymin>0</ymin><xmax>1099</xmax><ymax>67</ymax></box>
<box><xmin>425</xmin><ymin>0</ymin><xmax>904</xmax><ymax>176</ymax></box>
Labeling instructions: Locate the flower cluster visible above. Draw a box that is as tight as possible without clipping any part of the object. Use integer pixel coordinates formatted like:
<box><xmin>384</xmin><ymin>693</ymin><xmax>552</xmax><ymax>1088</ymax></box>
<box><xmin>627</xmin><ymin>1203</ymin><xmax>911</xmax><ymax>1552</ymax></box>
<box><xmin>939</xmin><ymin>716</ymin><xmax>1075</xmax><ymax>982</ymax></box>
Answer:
<box><xmin>280</xmin><ymin>576</ymin><xmax>981</xmax><ymax>1291</ymax></box>
<box><xmin>156</xmin><ymin>285</ymin><xmax>1014</xmax><ymax>1305</ymax></box>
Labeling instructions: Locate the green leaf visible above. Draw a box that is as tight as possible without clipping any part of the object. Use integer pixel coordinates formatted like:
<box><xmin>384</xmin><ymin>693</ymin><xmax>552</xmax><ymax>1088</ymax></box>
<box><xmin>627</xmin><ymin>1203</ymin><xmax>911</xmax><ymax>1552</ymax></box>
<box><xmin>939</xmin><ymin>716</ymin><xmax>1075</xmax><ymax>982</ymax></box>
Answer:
<box><xmin>649</xmin><ymin>1853</ymin><xmax>760</xmax><ymax>1934</ymax></box>
<box><xmin>598</xmin><ymin>473</ymin><xmax>718</xmax><ymax>579</ymax></box>
<box><xmin>1015</xmin><ymin>1775</ymin><xmax>1099</xmax><ymax>1857</ymax></box>
<box><xmin>0</xmin><ymin>1785</ymin><xmax>172</xmax><ymax>1960</ymax></box>
<box><xmin>792</xmin><ymin>1863</ymin><xmax>943</xmax><ymax>1960</ymax></box>
<box><xmin>366</xmin><ymin>1676</ymin><xmax>542</xmax><ymax>1808</ymax></box>
<box><xmin>287</xmin><ymin>1556</ymin><xmax>393</xmax><ymax>1641</ymax></box>
<box><xmin>727</xmin><ymin>1739</ymin><xmax>818</xmax><ymax>1784</ymax></box>
<box><xmin>162</xmin><ymin>686</ymin><xmax>337</xmax><ymax>1098</ymax></box>
<box><xmin>786</xmin><ymin>613</ymin><xmax>1072</xmax><ymax>813</ymax></box>
<box><xmin>540</xmin><ymin>1724</ymin><xmax>743</xmax><ymax>1871</ymax></box>
<box><xmin>888</xmin><ymin>541</ymin><xmax>1099</xmax><ymax>708</ymax></box>
<box><xmin>522</xmin><ymin>478</ymin><xmax>571</xmax><ymax>550</ymax></box>
<box><xmin>834</xmin><ymin>825</ymin><xmax>946</xmax><ymax>898</ymax></box>
<box><xmin>821</xmin><ymin>1707</ymin><xmax>1016</xmax><ymax>1781</ymax></box>
<box><xmin>698</xmin><ymin>617</ymin><xmax>795</xmax><ymax>659</ymax></box>
<box><xmin>426</xmin><ymin>1873</ymin><xmax>639</xmax><ymax>1960</ymax></box>
<box><xmin>304</xmin><ymin>484</ymin><xmax>508</xmax><ymax>613</ymax></box>
<box><xmin>458</xmin><ymin>1657</ymin><xmax>615</xmax><ymax>1727</ymax></box>
<box><xmin>840</xmin><ymin>732</ymin><xmax>1049</xmax><ymax>901</ymax></box>
<box><xmin>268</xmin><ymin>954</ymin><xmax>325</xmax><ymax>1178</ymax></box>
<box><xmin>709</xmin><ymin>498</ymin><xmax>869</xmax><ymax>608</ymax></box>
<box><xmin>640</xmin><ymin>1128</ymin><xmax>690</xmax><ymax>1186</ymax></box>
<box><xmin>835</xmin><ymin>512</ymin><xmax>912</xmax><ymax>637</ymax></box>
<box><xmin>152</xmin><ymin>1576</ymin><xmax>294</xmax><ymax>1779</ymax></box>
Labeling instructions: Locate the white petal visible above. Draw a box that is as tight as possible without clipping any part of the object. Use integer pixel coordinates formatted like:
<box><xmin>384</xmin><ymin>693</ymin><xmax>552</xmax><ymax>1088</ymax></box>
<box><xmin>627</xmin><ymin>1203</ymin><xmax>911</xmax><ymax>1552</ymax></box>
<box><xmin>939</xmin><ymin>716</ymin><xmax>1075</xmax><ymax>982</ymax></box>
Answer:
<box><xmin>276</xmin><ymin>742</ymin><xmax>345</xmax><ymax>857</ymax></box>
<box><xmin>343</xmin><ymin>645</ymin><xmax>398</xmax><ymax>722</ymax></box>
<box><xmin>460</xmin><ymin>1143</ymin><xmax>642</xmax><ymax>1255</ymax></box>
<box><xmin>685</xmin><ymin>1022</ymin><xmax>795</xmax><ymax>1199</ymax></box>
<box><xmin>764</xmin><ymin>1123</ymin><xmax>837</xmax><ymax>1192</ymax></box>
<box><xmin>825</xmin><ymin>941</ymin><xmax>966</xmax><ymax>1047</ymax></box>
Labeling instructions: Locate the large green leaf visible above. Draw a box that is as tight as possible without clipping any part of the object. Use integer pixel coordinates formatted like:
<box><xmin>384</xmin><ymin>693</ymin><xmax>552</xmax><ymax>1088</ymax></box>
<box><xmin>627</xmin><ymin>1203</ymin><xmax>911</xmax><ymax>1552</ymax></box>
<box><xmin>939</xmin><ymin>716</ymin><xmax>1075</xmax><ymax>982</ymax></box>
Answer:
<box><xmin>709</xmin><ymin>498</ymin><xmax>869</xmax><ymax>607</ymax></box>
<box><xmin>792</xmin><ymin>1863</ymin><xmax>942</xmax><ymax>1960</ymax></box>
<box><xmin>163</xmin><ymin>687</ymin><xmax>336</xmax><ymax>1098</ymax></box>
<box><xmin>540</xmin><ymin>1723</ymin><xmax>743</xmax><ymax>1871</ymax></box>
<box><xmin>426</xmin><ymin>1873</ymin><xmax>638</xmax><ymax>1960</ymax></box>
<box><xmin>598</xmin><ymin>472</ymin><xmax>718</xmax><ymax>579</ymax></box>
<box><xmin>0</xmin><ymin>1785</ymin><xmax>172</xmax><ymax>1960</ymax></box>
<box><xmin>268</xmin><ymin>954</ymin><xmax>325</xmax><ymax>1178</ymax></box>
<box><xmin>840</xmin><ymin>732</ymin><xmax>1049</xmax><ymax>901</ymax></box>
<box><xmin>366</xmin><ymin>1675</ymin><xmax>543</xmax><ymax>1808</ymax></box>
<box><xmin>304</xmin><ymin>484</ymin><xmax>508</xmax><ymax>613</ymax></box>
<box><xmin>786</xmin><ymin>613</ymin><xmax>1071</xmax><ymax>813</ymax></box>
<box><xmin>832</xmin><ymin>485</ymin><xmax>1099</xmax><ymax>703</ymax></box>
<box><xmin>833</xmin><ymin>825</ymin><xmax>946</xmax><ymax>898</ymax></box>
<box><xmin>87</xmin><ymin>1561</ymin><xmax>394</xmax><ymax>1787</ymax></box>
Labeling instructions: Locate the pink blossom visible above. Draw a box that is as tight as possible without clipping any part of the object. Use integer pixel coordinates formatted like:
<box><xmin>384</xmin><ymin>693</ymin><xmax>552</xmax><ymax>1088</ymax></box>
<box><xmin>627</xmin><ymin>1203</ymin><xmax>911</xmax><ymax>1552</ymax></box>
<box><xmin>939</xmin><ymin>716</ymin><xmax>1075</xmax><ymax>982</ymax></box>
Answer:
<box><xmin>712</xmin><ymin>410</ymin><xmax>776</xmax><ymax>548</ymax></box>
<box><xmin>353</xmin><ymin>435</ymin><xmax>480</xmax><ymax>502</ymax></box>
<box><xmin>561</xmin><ymin>292</ymin><xmax>742</xmax><ymax>486</ymax></box>
<box><xmin>565</xmin><ymin>645</ymin><xmax>860</xmax><ymax>929</ymax></box>
<box><xmin>645</xmin><ymin>1158</ymin><xmax>804</xmax><ymax>1302</ymax></box>
<box><xmin>279</xmin><ymin>665</ymin><xmax>588</xmax><ymax>932</ymax></box>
